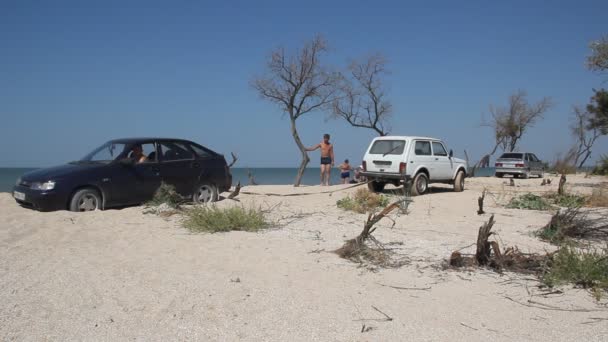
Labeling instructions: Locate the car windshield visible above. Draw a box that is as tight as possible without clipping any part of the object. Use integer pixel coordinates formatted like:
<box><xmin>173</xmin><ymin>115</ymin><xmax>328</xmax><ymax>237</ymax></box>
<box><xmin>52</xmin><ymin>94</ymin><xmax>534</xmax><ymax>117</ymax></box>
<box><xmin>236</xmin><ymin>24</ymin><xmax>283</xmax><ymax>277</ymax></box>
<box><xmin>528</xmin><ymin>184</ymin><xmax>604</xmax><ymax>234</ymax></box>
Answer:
<box><xmin>369</xmin><ymin>140</ymin><xmax>406</xmax><ymax>155</ymax></box>
<box><xmin>499</xmin><ymin>153</ymin><xmax>524</xmax><ymax>159</ymax></box>
<box><xmin>80</xmin><ymin>142</ymin><xmax>129</xmax><ymax>163</ymax></box>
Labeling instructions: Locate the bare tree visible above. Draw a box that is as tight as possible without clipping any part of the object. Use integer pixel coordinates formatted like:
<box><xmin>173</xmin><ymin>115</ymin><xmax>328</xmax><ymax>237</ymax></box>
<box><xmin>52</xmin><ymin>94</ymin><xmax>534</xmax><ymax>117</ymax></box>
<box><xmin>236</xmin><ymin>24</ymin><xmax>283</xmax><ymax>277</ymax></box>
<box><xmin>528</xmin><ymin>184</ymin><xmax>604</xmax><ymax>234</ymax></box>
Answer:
<box><xmin>252</xmin><ymin>35</ymin><xmax>338</xmax><ymax>186</ymax></box>
<box><xmin>571</xmin><ymin>106</ymin><xmax>601</xmax><ymax>167</ymax></box>
<box><xmin>333</xmin><ymin>54</ymin><xmax>391</xmax><ymax>136</ymax></box>
<box><xmin>486</xmin><ymin>90</ymin><xmax>552</xmax><ymax>152</ymax></box>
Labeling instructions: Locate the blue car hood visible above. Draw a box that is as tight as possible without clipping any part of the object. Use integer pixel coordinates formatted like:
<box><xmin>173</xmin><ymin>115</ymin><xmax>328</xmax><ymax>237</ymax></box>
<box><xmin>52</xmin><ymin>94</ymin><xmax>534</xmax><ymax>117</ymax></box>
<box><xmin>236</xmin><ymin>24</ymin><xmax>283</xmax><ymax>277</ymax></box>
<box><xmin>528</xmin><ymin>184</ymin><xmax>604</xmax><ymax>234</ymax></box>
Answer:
<box><xmin>20</xmin><ymin>162</ymin><xmax>107</xmax><ymax>181</ymax></box>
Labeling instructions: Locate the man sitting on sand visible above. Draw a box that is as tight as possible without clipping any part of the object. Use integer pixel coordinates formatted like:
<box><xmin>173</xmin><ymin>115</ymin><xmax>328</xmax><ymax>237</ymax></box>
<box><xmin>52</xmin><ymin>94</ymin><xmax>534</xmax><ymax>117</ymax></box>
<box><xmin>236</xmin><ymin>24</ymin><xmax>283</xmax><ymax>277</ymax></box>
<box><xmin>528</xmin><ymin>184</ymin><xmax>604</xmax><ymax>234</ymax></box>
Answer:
<box><xmin>306</xmin><ymin>133</ymin><xmax>334</xmax><ymax>186</ymax></box>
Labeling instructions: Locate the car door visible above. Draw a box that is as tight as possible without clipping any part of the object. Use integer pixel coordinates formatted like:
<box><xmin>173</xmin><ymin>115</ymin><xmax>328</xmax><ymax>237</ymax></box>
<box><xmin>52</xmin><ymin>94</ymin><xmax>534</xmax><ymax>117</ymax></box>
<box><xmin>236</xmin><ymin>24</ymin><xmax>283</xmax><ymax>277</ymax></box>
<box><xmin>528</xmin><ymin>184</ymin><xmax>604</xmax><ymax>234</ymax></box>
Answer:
<box><xmin>411</xmin><ymin>140</ymin><xmax>437</xmax><ymax>179</ymax></box>
<box><xmin>432</xmin><ymin>141</ymin><xmax>453</xmax><ymax>180</ymax></box>
<box><xmin>529</xmin><ymin>153</ymin><xmax>542</xmax><ymax>174</ymax></box>
<box><xmin>109</xmin><ymin>142</ymin><xmax>161</xmax><ymax>205</ymax></box>
<box><xmin>158</xmin><ymin>141</ymin><xmax>201</xmax><ymax>196</ymax></box>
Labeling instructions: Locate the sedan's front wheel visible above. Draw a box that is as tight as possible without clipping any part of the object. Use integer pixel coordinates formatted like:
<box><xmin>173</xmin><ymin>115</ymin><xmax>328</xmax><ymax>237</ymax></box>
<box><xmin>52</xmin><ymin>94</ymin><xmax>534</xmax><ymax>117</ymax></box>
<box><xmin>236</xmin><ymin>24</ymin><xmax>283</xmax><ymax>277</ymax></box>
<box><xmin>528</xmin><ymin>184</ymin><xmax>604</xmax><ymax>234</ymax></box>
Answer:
<box><xmin>69</xmin><ymin>188</ymin><xmax>102</xmax><ymax>212</ymax></box>
<box><xmin>193</xmin><ymin>183</ymin><xmax>218</xmax><ymax>204</ymax></box>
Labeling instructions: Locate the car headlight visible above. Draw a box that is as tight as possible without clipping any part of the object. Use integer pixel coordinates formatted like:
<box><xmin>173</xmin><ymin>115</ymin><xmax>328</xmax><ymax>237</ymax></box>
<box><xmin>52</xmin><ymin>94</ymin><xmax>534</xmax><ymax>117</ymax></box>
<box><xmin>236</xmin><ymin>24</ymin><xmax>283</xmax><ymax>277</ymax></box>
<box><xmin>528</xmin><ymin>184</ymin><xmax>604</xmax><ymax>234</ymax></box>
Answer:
<box><xmin>30</xmin><ymin>181</ymin><xmax>56</xmax><ymax>191</ymax></box>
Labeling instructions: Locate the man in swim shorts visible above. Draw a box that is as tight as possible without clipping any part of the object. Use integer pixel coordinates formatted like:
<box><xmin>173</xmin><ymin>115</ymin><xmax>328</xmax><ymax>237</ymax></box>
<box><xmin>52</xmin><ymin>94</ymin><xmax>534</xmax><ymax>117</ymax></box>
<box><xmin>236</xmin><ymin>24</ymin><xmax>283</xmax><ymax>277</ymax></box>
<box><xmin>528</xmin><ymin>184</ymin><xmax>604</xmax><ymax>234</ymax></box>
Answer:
<box><xmin>306</xmin><ymin>133</ymin><xmax>334</xmax><ymax>186</ymax></box>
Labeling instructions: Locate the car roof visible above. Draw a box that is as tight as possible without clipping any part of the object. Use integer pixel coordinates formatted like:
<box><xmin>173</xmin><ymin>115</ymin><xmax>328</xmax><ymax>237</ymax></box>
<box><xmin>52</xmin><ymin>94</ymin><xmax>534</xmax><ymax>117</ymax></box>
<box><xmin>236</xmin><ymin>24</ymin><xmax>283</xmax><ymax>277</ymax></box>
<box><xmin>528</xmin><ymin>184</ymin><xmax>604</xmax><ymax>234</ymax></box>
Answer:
<box><xmin>372</xmin><ymin>135</ymin><xmax>441</xmax><ymax>141</ymax></box>
<box><xmin>109</xmin><ymin>137</ymin><xmax>198</xmax><ymax>144</ymax></box>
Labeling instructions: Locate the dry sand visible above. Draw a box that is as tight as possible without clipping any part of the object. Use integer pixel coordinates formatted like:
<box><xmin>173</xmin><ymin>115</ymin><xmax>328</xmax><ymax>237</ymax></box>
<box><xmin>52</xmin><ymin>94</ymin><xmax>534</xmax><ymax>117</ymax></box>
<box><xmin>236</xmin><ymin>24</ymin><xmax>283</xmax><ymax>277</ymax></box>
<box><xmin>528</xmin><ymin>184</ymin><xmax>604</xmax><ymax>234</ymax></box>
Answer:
<box><xmin>1</xmin><ymin>174</ymin><xmax>607</xmax><ymax>341</ymax></box>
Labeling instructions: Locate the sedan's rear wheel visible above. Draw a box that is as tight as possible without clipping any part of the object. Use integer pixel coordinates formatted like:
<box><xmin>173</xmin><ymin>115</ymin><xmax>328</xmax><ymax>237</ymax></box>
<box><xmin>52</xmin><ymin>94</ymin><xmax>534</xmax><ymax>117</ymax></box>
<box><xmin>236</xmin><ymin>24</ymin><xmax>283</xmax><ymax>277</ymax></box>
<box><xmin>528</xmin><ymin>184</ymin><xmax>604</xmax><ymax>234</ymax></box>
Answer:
<box><xmin>69</xmin><ymin>188</ymin><xmax>101</xmax><ymax>212</ymax></box>
<box><xmin>495</xmin><ymin>173</ymin><xmax>504</xmax><ymax>178</ymax></box>
<box><xmin>193</xmin><ymin>183</ymin><xmax>218</xmax><ymax>204</ymax></box>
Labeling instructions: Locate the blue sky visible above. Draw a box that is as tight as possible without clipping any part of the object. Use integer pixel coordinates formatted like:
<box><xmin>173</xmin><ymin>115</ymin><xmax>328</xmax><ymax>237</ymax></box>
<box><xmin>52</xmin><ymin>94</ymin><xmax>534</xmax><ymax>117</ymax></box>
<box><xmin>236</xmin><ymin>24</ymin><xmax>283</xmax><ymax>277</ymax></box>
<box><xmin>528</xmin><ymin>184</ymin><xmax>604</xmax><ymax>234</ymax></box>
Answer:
<box><xmin>0</xmin><ymin>0</ymin><xmax>606</xmax><ymax>167</ymax></box>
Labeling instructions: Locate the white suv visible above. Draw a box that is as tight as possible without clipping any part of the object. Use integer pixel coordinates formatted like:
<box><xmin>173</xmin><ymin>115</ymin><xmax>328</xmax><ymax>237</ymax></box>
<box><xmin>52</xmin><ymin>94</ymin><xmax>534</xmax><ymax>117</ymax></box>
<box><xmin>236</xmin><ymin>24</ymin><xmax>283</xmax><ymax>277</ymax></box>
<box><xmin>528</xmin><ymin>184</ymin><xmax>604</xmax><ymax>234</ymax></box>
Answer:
<box><xmin>360</xmin><ymin>136</ymin><xmax>468</xmax><ymax>195</ymax></box>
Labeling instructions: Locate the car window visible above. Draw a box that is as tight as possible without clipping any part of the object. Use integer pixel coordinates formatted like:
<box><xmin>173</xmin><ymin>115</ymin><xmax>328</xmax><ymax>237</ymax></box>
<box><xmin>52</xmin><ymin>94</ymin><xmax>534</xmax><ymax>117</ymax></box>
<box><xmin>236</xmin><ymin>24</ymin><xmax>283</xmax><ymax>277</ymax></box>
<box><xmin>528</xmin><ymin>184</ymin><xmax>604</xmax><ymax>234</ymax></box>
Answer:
<box><xmin>432</xmin><ymin>142</ymin><xmax>448</xmax><ymax>156</ymax></box>
<box><xmin>414</xmin><ymin>141</ymin><xmax>432</xmax><ymax>156</ymax></box>
<box><xmin>159</xmin><ymin>142</ymin><xmax>194</xmax><ymax>162</ymax></box>
<box><xmin>531</xmin><ymin>154</ymin><xmax>540</xmax><ymax>162</ymax></box>
<box><xmin>81</xmin><ymin>142</ymin><xmax>129</xmax><ymax>163</ymax></box>
<box><xmin>189</xmin><ymin>143</ymin><xmax>213</xmax><ymax>158</ymax></box>
<box><xmin>140</xmin><ymin>143</ymin><xmax>157</xmax><ymax>163</ymax></box>
<box><xmin>369</xmin><ymin>140</ymin><xmax>406</xmax><ymax>155</ymax></box>
<box><xmin>500</xmin><ymin>153</ymin><xmax>523</xmax><ymax>159</ymax></box>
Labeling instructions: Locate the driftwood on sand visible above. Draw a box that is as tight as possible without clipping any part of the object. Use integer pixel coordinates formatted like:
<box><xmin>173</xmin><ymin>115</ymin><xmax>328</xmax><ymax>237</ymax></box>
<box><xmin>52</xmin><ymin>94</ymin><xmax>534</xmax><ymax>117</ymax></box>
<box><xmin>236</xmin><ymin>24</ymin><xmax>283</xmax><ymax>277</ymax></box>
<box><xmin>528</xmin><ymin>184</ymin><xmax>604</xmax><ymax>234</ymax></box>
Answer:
<box><xmin>450</xmin><ymin>214</ymin><xmax>550</xmax><ymax>274</ymax></box>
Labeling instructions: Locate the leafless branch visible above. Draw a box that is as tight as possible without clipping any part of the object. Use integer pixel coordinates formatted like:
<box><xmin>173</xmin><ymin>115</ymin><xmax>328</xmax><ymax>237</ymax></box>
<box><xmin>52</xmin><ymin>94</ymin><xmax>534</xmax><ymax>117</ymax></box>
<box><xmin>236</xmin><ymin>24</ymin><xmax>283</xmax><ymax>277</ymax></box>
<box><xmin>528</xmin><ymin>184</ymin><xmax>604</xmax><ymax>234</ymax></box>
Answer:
<box><xmin>333</xmin><ymin>54</ymin><xmax>391</xmax><ymax>136</ymax></box>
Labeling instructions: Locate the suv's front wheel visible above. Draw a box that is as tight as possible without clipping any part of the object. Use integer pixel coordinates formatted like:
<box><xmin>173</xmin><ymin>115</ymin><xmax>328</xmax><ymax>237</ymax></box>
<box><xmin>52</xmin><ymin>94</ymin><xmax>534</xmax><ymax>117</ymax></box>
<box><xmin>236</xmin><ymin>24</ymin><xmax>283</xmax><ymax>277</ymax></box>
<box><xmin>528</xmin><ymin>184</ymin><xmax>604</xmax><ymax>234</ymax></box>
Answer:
<box><xmin>412</xmin><ymin>173</ymin><xmax>429</xmax><ymax>196</ymax></box>
<box><xmin>368</xmin><ymin>181</ymin><xmax>386</xmax><ymax>193</ymax></box>
<box><xmin>454</xmin><ymin>170</ymin><xmax>465</xmax><ymax>192</ymax></box>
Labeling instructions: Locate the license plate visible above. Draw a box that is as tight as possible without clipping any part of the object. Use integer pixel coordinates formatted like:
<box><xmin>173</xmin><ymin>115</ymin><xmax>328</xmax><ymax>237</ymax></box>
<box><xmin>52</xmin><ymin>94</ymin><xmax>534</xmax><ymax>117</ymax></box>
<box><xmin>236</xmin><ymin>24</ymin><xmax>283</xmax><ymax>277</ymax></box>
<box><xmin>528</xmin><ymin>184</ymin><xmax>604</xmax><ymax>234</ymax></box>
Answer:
<box><xmin>13</xmin><ymin>191</ymin><xmax>25</xmax><ymax>201</ymax></box>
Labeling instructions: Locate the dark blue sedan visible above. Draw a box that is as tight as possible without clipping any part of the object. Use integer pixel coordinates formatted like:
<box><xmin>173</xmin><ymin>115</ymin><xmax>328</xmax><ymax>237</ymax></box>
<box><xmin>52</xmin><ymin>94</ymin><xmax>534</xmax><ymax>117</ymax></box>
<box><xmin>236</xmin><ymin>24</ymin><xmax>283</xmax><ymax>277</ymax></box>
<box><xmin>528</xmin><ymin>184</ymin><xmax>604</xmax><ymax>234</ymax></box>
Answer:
<box><xmin>13</xmin><ymin>138</ymin><xmax>232</xmax><ymax>212</ymax></box>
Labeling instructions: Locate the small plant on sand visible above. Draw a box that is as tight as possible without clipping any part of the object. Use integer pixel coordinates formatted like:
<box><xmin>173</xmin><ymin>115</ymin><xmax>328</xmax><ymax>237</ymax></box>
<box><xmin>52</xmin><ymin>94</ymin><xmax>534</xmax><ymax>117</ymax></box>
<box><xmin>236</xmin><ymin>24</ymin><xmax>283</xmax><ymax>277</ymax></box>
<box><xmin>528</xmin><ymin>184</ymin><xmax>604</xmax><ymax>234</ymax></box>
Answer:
<box><xmin>586</xmin><ymin>188</ymin><xmax>608</xmax><ymax>207</ymax></box>
<box><xmin>545</xmin><ymin>193</ymin><xmax>586</xmax><ymax>208</ymax></box>
<box><xmin>146</xmin><ymin>182</ymin><xmax>185</xmax><ymax>209</ymax></box>
<box><xmin>183</xmin><ymin>205</ymin><xmax>269</xmax><ymax>233</ymax></box>
<box><xmin>591</xmin><ymin>155</ymin><xmax>608</xmax><ymax>176</ymax></box>
<box><xmin>537</xmin><ymin>207</ymin><xmax>608</xmax><ymax>244</ymax></box>
<box><xmin>336</xmin><ymin>188</ymin><xmax>390</xmax><ymax>214</ymax></box>
<box><xmin>506</xmin><ymin>193</ymin><xmax>552</xmax><ymax>211</ymax></box>
<box><xmin>542</xmin><ymin>245</ymin><xmax>608</xmax><ymax>300</ymax></box>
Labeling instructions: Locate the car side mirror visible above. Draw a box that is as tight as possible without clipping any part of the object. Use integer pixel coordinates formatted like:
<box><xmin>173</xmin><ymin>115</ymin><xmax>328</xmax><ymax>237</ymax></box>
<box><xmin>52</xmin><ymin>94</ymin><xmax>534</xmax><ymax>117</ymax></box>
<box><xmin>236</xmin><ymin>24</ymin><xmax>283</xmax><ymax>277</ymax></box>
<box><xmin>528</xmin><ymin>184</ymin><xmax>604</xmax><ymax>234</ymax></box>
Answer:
<box><xmin>449</xmin><ymin>149</ymin><xmax>453</xmax><ymax>158</ymax></box>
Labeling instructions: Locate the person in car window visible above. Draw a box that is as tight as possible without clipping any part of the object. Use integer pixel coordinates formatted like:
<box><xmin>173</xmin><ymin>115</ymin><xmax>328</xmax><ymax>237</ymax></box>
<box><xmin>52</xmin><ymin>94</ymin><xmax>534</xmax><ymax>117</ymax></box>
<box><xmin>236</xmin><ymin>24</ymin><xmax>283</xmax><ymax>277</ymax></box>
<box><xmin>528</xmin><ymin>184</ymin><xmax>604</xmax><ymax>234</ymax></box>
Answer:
<box><xmin>129</xmin><ymin>145</ymin><xmax>147</xmax><ymax>164</ymax></box>
<box><xmin>306</xmin><ymin>133</ymin><xmax>334</xmax><ymax>186</ymax></box>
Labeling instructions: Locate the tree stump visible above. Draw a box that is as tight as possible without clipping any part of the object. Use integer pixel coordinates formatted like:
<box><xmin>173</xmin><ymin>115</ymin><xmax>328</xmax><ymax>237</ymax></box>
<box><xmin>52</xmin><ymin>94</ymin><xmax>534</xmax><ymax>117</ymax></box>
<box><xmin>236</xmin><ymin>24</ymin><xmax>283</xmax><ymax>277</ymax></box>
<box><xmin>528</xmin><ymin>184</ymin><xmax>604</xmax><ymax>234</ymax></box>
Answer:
<box><xmin>558</xmin><ymin>174</ymin><xmax>566</xmax><ymax>195</ymax></box>
<box><xmin>477</xmin><ymin>190</ymin><xmax>486</xmax><ymax>215</ymax></box>
<box><xmin>475</xmin><ymin>215</ymin><xmax>496</xmax><ymax>266</ymax></box>
<box><xmin>509</xmin><ymin>179</ymin><xmax>515</xmax><ymax>187</ymax></box>
<box><xmin>248</xmin><ymin>169</ymin><xmax>258</xmax><ymax>186</ymax></box>
<box><xmin>227</xmin><ymin>181</ymin><xmax>241</xmax><ymax>199</ymax></box>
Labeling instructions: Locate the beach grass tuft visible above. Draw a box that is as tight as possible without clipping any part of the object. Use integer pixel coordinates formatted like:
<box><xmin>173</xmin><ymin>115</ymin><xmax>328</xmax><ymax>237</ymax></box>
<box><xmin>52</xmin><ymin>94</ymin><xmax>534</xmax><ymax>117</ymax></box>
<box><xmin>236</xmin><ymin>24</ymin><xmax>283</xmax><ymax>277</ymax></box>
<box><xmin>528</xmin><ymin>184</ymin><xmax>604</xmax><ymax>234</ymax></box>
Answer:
<box><xmin>183</xmin><ymin>205</ymin><xmax>269</xmax><ymax>233</ymax></box>
<box><xmin>506</xmin><ymin>193</ymin><xmax>553</xmax><ymax>211</ymax></box>
<box><xmin>146</xmin><ymin>182</ymin><xmax>185</xmax><ymax>209</ymax></box>
<box><xmin>336</xmin><ymin>188</ymin><xmax>390</xmax><ymax>214</ymax></box>
<box><xmin>542</xmin><ymin>245</ymin><xmax>608</xmax><ymax>300</ymax></box>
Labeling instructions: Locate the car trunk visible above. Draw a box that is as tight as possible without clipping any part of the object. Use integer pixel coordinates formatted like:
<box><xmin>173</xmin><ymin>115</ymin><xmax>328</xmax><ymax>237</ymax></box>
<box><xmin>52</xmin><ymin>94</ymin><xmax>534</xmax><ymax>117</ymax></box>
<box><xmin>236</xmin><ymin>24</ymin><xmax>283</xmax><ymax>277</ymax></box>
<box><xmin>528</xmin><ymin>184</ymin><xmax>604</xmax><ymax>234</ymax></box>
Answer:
<box><xmin>496</xmin><ymin>156</ymin><xmax>524</xmax><ymax>168</ymax></box>
<box><xmin>365</xmin><ymin>139</ymin><xmax>408</xmax><ymax>173</ymax></box>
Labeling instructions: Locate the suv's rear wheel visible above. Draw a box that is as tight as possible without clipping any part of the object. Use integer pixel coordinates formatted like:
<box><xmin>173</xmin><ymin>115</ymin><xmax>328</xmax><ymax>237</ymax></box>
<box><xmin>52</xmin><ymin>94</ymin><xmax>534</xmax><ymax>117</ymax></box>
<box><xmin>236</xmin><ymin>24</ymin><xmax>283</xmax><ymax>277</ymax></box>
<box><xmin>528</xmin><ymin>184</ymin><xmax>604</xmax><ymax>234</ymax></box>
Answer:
<box><xmin>411</xmin><ymin>173</ymin><xmax>429</xmax><ymax>196</ymax></box>
<box><xmin>193</xmin><ymin>183</ymin><xmax>218</xmax><ymax>204</ymax></box>
<box><xmin>368</xmin><ymin>181</ymin><xmax>386</xmax><ymax>193</ymax></box>
<box><xmin>454</xmin><ymin>170</ymin><xmax>465</xmax><ymax>192</ymax></box>
<box><xmin>69</xmin><ymin>188</ymin><xmax>101</xmax><ymax>212</ymax></box>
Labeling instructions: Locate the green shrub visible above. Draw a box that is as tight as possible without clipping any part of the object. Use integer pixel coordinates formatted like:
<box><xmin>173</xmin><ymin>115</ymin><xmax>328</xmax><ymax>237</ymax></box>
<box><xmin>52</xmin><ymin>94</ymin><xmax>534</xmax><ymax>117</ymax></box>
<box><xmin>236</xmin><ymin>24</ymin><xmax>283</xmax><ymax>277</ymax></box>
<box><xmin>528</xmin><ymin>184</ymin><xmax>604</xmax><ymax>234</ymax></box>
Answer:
<box><xmin>591</xmin><ymin>155</ymin><xmax>608</xmax><ymax>176</ymax></box>
<box><xmin>337</xmin><ymin>188</ymin><xmax>390</xmax><ymax>214</ymax></box>
<box><xmin>183</xmin><ymin>205</ymin><xmax>269</xmax><ymax>233</ymax></box>
<box><xmin>506</xmin><ymin>193</ymin><xmax>553</xmax><ymax>211</ymax></box>
<box><xmin>545</xmin><ymin>193</ymin><xmax>586</xmax><ymax>208</ymax></box>
<box><xmin>543</xmin><ymin>246</ymin><xmax>608</xmax><ymax>299</ymax></box>
<box><xmin>146</xmin><ymin>182</ymin><xmax>184</xmax><ymax>209</ymax></box>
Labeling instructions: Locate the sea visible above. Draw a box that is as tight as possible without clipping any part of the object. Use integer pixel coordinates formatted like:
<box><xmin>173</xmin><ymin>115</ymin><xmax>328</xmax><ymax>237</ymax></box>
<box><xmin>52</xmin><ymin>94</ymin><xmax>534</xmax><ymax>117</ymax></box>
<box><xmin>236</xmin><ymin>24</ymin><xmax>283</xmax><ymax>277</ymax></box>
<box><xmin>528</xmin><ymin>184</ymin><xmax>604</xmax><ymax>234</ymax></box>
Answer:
<box><xmin>0</xmin><ymin>167</ymin><xmax>496</xmax><ymax>193</ymax></box>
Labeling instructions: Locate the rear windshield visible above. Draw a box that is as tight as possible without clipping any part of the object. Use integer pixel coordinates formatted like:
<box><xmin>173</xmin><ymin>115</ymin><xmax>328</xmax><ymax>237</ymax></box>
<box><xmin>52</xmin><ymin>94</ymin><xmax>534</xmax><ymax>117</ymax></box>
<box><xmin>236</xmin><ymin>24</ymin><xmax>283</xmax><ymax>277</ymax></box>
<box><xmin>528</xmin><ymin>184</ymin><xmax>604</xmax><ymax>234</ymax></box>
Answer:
<box><xmin>369</xmin><ymin>140</ymin><xmax>406</xmax><ymax>155</ymax></box>
<box><xmin>499</xmin><ymin>153</ymin><xmax>524</xmax><ymax>159</ymax></box>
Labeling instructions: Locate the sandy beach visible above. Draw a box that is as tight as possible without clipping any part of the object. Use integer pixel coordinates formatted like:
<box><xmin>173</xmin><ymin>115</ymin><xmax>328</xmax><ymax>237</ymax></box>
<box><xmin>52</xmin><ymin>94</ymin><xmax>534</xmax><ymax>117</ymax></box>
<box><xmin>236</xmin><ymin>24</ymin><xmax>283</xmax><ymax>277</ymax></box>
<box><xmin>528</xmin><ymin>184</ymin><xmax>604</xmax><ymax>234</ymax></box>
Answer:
<box><xmin>1</xmin><ymin>174</ymin><xmax>607</xmax><ymax>341</ymax></box>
